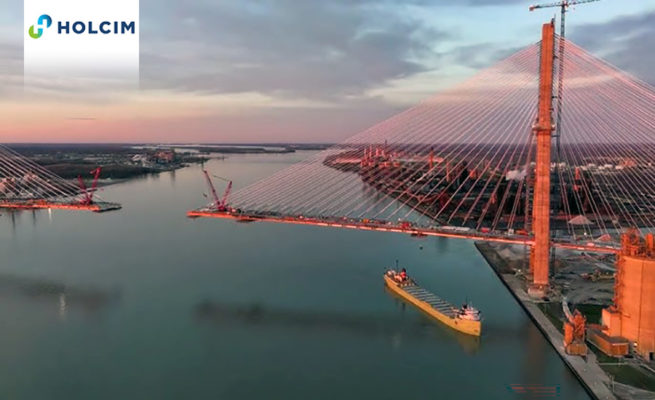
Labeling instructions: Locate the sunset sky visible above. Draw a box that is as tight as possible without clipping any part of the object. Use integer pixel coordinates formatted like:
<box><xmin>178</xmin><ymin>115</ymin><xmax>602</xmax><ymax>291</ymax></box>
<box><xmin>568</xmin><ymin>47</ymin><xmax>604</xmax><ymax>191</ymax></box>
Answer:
<box><xmin>1</xmin><ymin>0</ymin><xmax>654</xmax><ymax>143</ymax></box>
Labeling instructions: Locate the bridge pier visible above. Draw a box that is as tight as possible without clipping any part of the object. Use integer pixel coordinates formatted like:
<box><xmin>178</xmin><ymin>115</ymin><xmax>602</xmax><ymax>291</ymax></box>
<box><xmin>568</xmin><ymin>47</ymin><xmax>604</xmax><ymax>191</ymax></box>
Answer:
<box><xmin>529</xmin><ymin>21</ymin><xmax>556</xmax><ymax>297</ymax></box>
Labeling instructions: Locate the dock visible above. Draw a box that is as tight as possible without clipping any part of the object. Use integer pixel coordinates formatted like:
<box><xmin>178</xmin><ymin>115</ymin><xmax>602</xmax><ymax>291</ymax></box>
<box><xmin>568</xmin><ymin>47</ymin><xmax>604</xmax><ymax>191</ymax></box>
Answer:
<box><xmin>476</xmin><ymin>242</ymin><xmax>617</xmax><ymax>400</ymax></box>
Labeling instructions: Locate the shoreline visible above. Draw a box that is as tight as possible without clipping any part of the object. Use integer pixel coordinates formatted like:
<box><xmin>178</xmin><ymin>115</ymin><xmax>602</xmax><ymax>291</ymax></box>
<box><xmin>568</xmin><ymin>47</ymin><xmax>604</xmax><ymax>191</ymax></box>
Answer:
<box><xmin>475</xmin><ymin>241</ymin><xmax>617</xmax><ymax>400</ymax></box>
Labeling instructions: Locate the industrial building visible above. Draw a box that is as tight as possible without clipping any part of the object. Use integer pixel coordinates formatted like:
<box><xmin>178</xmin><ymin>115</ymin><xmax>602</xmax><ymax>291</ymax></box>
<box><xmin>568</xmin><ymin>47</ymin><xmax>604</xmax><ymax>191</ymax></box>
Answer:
<box><xmin>599</xmin><ymin>231</ymin><xmax>655</xmax><ymax>360</ymax></box>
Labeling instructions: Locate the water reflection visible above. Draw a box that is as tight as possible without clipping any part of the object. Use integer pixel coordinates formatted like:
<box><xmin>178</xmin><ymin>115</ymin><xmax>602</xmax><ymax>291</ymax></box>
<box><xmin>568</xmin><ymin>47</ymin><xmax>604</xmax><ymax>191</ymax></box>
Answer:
<box><xmin>169</xmin><ymin>169</ymin><xmax>176</xmax><ymax>186</ymax></box>
<box><xmin>0</xmin><ymin>153</ymin><xmax>592</xmax><ymax>399</ymax></box>
<box><xmin>194</xmin><ymin>299</ymin><xmax>480</xmax><ymax>354</ymax></box>
<box><xmin>195</xmin><ymin>300</ymin><xmax>415</xmax><ymax>336</ymax></box>
<box><xmin>523</xmin><ymin>320</ymin><xmax>547</xmax><ymax>384</ymax></box>
<box><xmin>7</xmin><ymin>211</ymin><xmax>17</xmax><ymax>233</ymax></box>
<box><xmin>436</xmin><ymin>236</ymin><xmax>450</xmax><ymax>252</ymax></box>
<box><xmin>0</xmin><ymin>273</ymin><xmax>120</xmax><ymax>315</ymax></box>
<box><xmin>2</xmin><ymin>209</ymin><xmax>52</xmax><ymax>231</ymax></box>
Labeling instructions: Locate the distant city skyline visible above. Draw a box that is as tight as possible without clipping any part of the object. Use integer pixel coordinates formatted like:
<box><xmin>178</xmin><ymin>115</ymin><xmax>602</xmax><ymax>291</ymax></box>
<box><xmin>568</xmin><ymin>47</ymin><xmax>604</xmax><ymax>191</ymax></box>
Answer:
<box><xmin>1</xmin><ymin>0</ymin><xmax>654</xmax><ymax>143</ymax></box>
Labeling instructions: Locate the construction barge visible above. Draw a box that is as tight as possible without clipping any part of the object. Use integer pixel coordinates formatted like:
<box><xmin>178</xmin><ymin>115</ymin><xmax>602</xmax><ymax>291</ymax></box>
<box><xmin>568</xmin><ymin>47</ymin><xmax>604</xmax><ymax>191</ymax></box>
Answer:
<box><xmin>384</xmin><ymin>269</ymin><xmax>482</xmax><ymax>337</ymax></box>
<box><xmin>0</xmin><ymin>200</ymin><xmax>122</xmax><ymax>213</ymax></box>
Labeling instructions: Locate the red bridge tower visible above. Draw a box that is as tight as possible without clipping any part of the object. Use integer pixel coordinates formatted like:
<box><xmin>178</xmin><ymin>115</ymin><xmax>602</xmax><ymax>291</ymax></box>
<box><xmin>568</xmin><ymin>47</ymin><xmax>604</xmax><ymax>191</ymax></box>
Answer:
<box><xmin>530</xmin><ymin>21</ymin><xmax>556</xmax><ymax>296</ymax></box>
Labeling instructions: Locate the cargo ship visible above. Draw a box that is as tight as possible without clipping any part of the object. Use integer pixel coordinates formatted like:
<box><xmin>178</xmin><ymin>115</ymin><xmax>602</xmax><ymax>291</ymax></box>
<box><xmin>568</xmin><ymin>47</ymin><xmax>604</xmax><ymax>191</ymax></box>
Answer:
<box><xmin>384</xmin><ymin>269</ymin><xmax>482</xmax><ymax>336</ymax></box>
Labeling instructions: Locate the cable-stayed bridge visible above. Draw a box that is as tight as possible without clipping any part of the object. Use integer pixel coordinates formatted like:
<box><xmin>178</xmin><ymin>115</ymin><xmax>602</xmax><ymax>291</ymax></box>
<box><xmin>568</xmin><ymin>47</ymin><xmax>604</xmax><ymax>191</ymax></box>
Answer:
<box><xmin>0</xmin><ymin>144</ymin><xmax>121</xmax><ymax>212</ymax></box>
<box><xmin>189</xmin><ymin>22</ymin><xmax>655</xmax><ymax>290</ymax></box>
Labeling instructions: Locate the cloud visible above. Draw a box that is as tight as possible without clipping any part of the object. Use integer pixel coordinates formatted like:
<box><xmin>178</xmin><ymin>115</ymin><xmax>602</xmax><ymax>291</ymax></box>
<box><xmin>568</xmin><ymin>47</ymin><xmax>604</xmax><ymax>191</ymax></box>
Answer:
<box><xmin>0</xmin><ymin>42</ymin><xmax>22</xmax><ymax>95</ymax></box>
<box><xmin>571</xmin><ymin>11</ymin><xmax>655</xmax><ymax>85</ymax></box>
<box><xmin>2</xmin><ymin>0</ymin><xmax>653</xmax><ymax>143</ymax></box>
<box><xmin>446</xmin><ymin>43</ymin><xmax>526</xmax><ymax>69</ymax></box>
<box><xmin>346</xmin><ymin>0</ymin><xmax>528</xmax><ymax>4</ymax></box>
<box><xmin>139</xmin><ymin>0</ymin><xmax>446</xmax><ymax>100</ymax></box>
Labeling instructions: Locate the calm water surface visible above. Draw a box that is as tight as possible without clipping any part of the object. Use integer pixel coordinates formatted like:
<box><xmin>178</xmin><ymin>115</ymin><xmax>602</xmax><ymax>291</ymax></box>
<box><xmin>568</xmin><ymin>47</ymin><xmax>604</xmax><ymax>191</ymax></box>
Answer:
<box><xmin>0</xmin><ymin>152</ymin><xmax>590</xmax><ymax>399</ymax></box>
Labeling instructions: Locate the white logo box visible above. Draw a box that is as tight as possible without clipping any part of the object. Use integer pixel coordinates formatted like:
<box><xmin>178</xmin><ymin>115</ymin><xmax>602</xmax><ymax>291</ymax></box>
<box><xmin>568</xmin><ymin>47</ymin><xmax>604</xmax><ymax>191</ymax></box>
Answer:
<box><xmin>24</xmin><ymin>0</ymin><xmax>139</xmax><ymax>90</ymax></box>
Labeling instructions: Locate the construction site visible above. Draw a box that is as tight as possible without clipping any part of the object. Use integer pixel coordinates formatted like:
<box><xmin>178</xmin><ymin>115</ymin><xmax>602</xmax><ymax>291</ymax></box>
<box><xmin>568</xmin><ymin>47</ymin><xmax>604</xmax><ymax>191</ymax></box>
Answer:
<box><xmin>185</xmin><ymin>12</ymin><xmax>655</xmax><ymax>399</ymax></box>
<box><xmin>1</xmin><ymin>2</ymin><xmax>654</xmax><ymax>399</ymax></box>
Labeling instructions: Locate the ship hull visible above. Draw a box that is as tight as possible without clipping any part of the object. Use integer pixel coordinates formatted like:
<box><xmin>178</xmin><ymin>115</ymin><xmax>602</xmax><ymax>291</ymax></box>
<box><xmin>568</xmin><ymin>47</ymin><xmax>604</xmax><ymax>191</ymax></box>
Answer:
<box><xmin>384</xmin><ymin>274</ymin><xmax>481</xmax><ymax>337</ymax></box>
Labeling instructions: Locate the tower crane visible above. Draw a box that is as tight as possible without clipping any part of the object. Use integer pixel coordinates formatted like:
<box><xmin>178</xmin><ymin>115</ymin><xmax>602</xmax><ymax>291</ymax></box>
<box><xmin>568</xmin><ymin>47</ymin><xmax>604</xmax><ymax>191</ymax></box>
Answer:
<box><xmin>529</xmin><ymin>0</ymin><xmax>601</xmax><ymax>159</ymax></box>
<box><xmin>530</xmin><ymin>1</ymin><xmax>600</xmax><ymax>39</ymax></box>
<box><xmin>202</xmin><ymin>169</ymin><xmax>232</xmax><ymax>211</ymax></box>
<box><xmin>530</xmin><ymin>0</ymin><xmax>600</xmax><ymax>265</ymax></box>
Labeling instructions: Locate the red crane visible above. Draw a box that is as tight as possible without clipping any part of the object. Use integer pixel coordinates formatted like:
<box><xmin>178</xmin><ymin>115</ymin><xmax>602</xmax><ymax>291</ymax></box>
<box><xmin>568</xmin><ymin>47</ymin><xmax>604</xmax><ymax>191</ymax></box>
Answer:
<box><xmin>202</xmin><ymin>169</ymin><xmax>232</xmax><ymax>211</ymax></box>
<box><xmin>77</xmin><ymin>167</ymin><xmax>102</xmax><ymax>205</ymax></box>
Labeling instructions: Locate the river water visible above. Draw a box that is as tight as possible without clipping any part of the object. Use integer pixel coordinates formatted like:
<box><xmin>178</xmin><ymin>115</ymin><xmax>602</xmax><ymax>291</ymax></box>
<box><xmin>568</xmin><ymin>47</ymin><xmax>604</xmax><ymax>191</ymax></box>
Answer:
<box><xmin>0</xmin><ymin>152</ymin><xmax>590</xmax><ymax>399</ymax></box>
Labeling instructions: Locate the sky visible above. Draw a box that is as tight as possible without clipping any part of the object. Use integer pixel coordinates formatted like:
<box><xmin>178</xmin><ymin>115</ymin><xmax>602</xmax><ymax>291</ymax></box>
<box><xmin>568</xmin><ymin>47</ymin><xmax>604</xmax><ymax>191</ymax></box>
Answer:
<box><xmin>1</xmin><ymin>0</ymin><xmax>654</xmax><ymax>143</ymax></box>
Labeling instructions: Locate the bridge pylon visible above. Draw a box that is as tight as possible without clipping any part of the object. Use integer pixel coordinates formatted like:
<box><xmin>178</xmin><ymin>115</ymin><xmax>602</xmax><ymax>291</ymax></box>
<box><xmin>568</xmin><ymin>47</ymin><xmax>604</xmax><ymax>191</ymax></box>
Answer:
<box><xmin>529</xmin><ymin>20</ymin><xmax>556</xmax><ymax>297</ymax></box>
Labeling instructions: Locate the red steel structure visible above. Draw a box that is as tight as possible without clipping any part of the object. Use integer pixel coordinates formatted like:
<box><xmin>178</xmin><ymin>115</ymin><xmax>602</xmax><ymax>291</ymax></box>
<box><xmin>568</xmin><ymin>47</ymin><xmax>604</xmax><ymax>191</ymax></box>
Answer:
<box><xmin>202</xmin><ymin>170</ymin><xmax>232</xmax><ymax>212</ymax></box>
<box><xmin>530</xmin><ymin>21</ymin><xmax>556</xmax><ymax>291</ymax></box>
<box><xmin>78</xmin><ymin>167</ymin><xmax>103</xmax><ymax>206</ymax></box>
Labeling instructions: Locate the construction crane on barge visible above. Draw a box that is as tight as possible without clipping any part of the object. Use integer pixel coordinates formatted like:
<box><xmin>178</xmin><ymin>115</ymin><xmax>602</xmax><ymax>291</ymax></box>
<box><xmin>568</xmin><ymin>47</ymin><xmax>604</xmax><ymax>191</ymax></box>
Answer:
<box><xmin>202</xmin><ymin>169</ymin><xmax>232</xmax><ymax>212</ymax></box>
<box><xmin>77</xmin><ymin>167</ymin><xmax>102</xmax><ymax>206</ymax></box>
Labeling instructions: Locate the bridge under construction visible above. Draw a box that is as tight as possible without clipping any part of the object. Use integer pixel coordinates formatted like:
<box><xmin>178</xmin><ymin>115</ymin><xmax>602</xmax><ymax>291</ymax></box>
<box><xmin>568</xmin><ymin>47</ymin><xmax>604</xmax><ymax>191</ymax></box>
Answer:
<box><xmin>0</xmin><ymin>144</ymin><xmax>121</xmax><ymax>213</ymax></box>
<box><xmin>188</xmin><ymin>21</ymin><xmax>655</xmax><ymax>295</ymax></box>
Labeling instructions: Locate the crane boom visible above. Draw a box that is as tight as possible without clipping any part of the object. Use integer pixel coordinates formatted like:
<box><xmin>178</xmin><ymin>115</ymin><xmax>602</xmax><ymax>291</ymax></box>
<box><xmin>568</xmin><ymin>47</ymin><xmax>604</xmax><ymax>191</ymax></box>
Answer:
<box><xmin>530</xmin><ymin>0</ymin><xmax>599</xmax><ymax>11</ymax></box>
<box><xmin>78</xmin><ymin>175</ymin><xmax>91</xmax><ymax>205</ymax></box>
<box><xmin>202</xmin><ymin>169</ymin><xmax>232</xmax><ymax>211</ymax></box>
<box><xmin>220</xmin><ymin>181</ymin><xmax>232</xmax><ymax>210</ymax></box>
<box><xmin>77</xmin><ymin>167</ymin><xmax>102</xmax><ymax>205</ymax></box>
<box><xmin>89</xmin><ymin>167</ymin><xmax>101</xmax><ymax>203</ymax></box>
<box><xmin>202</xmin><ymin>169</ymin><xmax>221</xmax><ymax>210</ymax></box>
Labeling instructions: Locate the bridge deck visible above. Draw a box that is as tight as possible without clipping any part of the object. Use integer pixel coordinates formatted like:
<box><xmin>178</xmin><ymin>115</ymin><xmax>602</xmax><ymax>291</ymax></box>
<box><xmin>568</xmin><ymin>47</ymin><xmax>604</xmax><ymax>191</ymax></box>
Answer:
<box><xmin>187</xmin><ymin>209</ymin><xmax>620</xmax><ymax>254</ymax></box>
<box><xmin>0</xmin><ymin>201</ymin><xmax>122</xmax><ymax>213</ymax></box>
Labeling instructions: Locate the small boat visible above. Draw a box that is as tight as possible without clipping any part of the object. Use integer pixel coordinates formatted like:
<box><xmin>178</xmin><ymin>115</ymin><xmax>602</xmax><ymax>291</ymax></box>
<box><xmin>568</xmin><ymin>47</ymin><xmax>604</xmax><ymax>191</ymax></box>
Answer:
<box><xmin>384</xmin><ymin>269</ymin><xmax>482</xmax><ymax>336</ymax></box>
